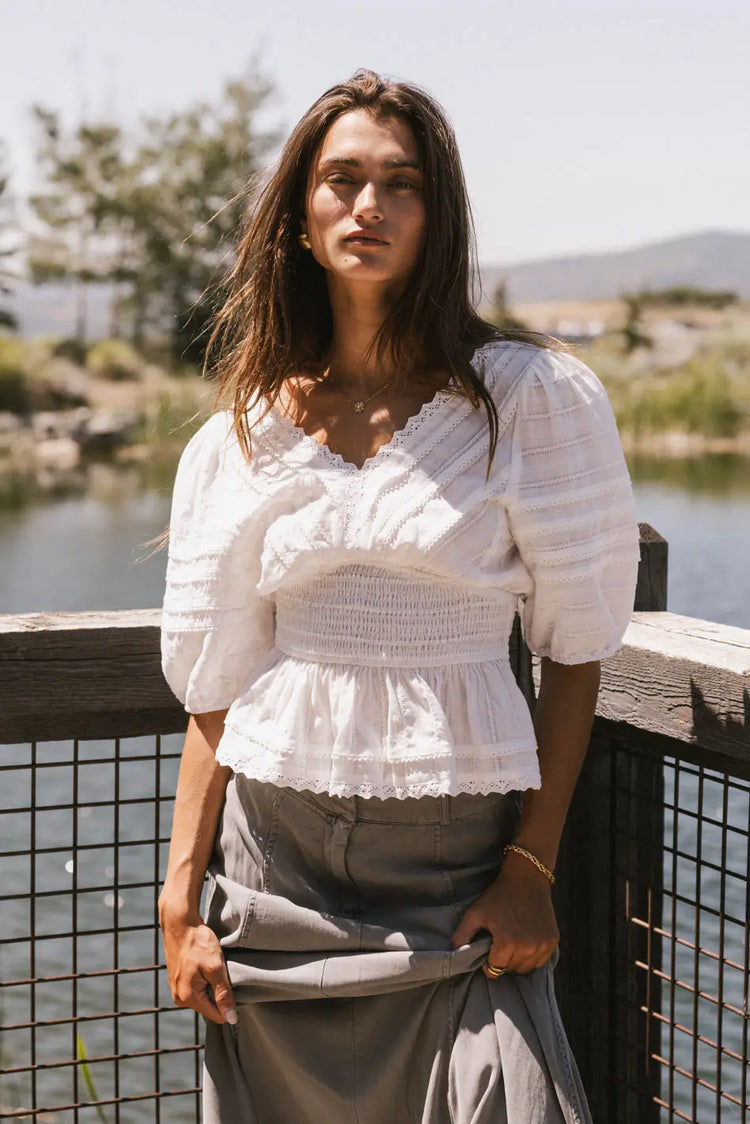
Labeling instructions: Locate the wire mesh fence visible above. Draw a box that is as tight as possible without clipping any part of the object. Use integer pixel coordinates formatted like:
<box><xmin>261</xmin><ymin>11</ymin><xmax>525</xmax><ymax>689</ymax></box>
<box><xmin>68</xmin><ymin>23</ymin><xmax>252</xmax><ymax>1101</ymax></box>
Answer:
<box><xmin>1</xmin><ymin>730</ymin><xmax>748</xmax><ymax>1121</ymax></box>
<box><xmin>1</xmin><ymin>733</ymin><xmax>201</xmax><ymax>1123</ymax></box>
<box><xmin>611</xmin><ymin>743</ymin><xmax>750</xmax><ymax>1122</ymax></box>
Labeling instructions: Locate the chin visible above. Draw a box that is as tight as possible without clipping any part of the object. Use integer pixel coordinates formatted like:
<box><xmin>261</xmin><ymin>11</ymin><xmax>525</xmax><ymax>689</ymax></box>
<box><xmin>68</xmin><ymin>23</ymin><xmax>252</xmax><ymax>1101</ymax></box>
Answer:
<box><xmin>334</xmin><ymin>256</ymin><xmax>395</xmax><ymax>280</ymax></box>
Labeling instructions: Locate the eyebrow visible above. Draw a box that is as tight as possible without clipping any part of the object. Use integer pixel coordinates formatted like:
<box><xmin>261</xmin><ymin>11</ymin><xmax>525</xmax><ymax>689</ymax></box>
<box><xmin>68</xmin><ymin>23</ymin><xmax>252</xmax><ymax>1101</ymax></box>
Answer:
<box><xmin>318</xmin><ymin>156</ymin><xmax>422</xmax><ymax>174</ymax></box>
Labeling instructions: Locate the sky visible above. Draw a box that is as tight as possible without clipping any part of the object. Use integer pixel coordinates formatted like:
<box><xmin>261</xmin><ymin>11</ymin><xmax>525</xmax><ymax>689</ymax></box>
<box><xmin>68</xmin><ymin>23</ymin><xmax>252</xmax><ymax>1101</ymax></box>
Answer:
<box><xmin>2</xmin><ymin>0</ymin><xmax>749</xmax><ymax>265</ymax></box>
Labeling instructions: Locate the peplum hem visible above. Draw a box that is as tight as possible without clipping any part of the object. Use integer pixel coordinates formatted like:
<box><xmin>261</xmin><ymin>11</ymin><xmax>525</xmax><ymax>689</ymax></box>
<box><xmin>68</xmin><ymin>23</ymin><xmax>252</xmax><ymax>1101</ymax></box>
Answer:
<box><xmin>221</xmin><ymin>644</ymin><xmax>538</xmax><ymax>749</ymax></box>
<box><xmin>214</xmin><ymin>726</ymin><xmax>542</xmax><ymax>800</ymax></box>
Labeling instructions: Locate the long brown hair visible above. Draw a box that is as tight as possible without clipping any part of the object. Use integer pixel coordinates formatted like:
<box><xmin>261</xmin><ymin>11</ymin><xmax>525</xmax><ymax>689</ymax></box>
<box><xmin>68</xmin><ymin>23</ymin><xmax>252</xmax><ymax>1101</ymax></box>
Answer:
<box><xmin>142</xmin><ymin>69</ymin><xmax>565</xmax><ymax>558</ymax></box>
<box><xmin>209</xmin><ymin>68</ymin><xmax>565</xmax><ymax>456</ymax></box>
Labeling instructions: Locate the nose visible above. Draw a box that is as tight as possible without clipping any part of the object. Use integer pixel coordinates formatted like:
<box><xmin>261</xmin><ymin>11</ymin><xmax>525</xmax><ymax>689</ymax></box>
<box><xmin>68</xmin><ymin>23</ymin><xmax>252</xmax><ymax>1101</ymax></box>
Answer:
<box><xmin>353</xmin><ymin>181</ymin><xmax>383</xmax><ymax>223</ymax></box>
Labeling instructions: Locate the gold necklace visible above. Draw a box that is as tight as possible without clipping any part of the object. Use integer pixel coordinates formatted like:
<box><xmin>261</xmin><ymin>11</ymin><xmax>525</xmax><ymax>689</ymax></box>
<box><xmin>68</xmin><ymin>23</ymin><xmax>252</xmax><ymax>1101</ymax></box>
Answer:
<box><xmin>323</xmin><ymin>366</ymin><xmax>397</xmax><ymax>413</ymax></box>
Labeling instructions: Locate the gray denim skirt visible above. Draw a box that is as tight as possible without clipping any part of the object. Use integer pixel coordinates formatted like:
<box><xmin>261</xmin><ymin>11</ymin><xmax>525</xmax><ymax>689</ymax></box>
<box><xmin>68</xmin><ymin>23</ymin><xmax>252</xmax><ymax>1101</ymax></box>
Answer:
<box><xmin>201</xmin><ymin>775</ymin><xmax>593</xmax><ymax>1124</ymax></box>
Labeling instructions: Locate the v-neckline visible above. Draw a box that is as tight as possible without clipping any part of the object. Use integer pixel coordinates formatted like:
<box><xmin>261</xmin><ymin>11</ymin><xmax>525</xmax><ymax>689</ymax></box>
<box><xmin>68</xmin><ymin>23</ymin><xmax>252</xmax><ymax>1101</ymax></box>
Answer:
<box><xmin>264</xmin><ymin>380</ymin><xmax>456</xmax><ymax>474</ymax></box>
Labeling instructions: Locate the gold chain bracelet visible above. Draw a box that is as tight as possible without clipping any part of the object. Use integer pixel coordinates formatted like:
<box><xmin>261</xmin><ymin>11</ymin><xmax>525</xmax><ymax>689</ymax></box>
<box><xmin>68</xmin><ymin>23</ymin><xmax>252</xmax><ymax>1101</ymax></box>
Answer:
<box><xmin>502</xmin><ymin>843</ymin><xmax>555</xmax><ymax>885</ymax></box>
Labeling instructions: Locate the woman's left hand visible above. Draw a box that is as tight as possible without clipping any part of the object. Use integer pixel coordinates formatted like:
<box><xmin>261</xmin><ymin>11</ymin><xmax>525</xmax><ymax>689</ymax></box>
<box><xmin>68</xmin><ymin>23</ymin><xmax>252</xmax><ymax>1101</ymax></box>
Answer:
<box><xmin>450</xmin><ymin>856</ymin><xmax>560</xmax><ymax>977</ymax></box>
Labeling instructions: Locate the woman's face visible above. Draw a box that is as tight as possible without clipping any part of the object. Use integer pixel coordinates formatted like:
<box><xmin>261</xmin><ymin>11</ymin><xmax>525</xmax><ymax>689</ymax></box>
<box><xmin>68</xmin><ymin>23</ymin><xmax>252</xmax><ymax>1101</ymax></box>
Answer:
<box><xmin>302</xmin><ymin>109</ymin><xmax>427</xmax><ymax>291</ymax></box>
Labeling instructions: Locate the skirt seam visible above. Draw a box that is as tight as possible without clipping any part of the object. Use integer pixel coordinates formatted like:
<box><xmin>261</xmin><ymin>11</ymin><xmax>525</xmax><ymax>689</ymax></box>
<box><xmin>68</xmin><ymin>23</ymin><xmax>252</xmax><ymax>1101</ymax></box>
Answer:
<box><xmin>447</xmin><ymin>974</ymin><xmax>458</xmax><ymax>1124</ymax></box>
<box><xmin>434</xmin><ymin>823</ymin><xmax>463</xmax><ymax>928</ymax></box>
<box><xmin>261</xmin><ymin>790</ymin><xmax>284</xmax><ymax>892</ymax></box>
<box><xmin>350</xmin><ymin>997</ymin><xmax>363</xmax><ymax>1124</ymax></box>
<box><xmin>239</xmin><ymin>889</ymin><xmax>258</xmax><ymax>945</ymax></box>
<box><xmin>285</xmin><ymin>785</ymin><xmax>350</xmax><ymax>824</ymax></box>
<box><xmin>545</xmin><ymin>963</ymin><xmax>588</xmax><ymax>1124</ymax></box>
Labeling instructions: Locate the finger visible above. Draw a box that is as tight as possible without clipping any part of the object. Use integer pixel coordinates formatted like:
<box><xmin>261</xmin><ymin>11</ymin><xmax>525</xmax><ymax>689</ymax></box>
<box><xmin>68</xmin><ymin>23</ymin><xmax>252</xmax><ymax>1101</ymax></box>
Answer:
<box><xmin>204</xmin><ymin>959</ymin><xmax>238</xmax><ymax>1025</ymax></box>
<box><xmin>491</xmin><ymin>941</ymin><xmax>556</xmax><ymax>977</ymax></box>
<box><xmin>483</xmin><ymin>937</ymin><xmax>520</xmax><ymax>979</ymax></box>
<box><xmin>174</xmin><ymin>976</ymin><xmax>228</xmax><ymax>1025</ymax></box>
<box><xmin>191</xmin><ymin>991</ymin><xmax>231</xmax><ymax>1025</ymax></box>
<box><xmin>482</xmin><ymin>953</ymin><xmax>513</xmax><ymax>980</ymax></box>
<box><xmin>451</xmin><ymin>909</ymin><xmax>483</xmax><ymax>950</ymax></box>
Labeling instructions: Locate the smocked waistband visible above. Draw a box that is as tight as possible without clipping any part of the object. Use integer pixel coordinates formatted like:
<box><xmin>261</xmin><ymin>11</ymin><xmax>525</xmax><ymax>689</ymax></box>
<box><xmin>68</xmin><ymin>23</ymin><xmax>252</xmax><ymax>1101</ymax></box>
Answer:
<box><xmin>273</xmin><ymin>563</ymin><xmax>513</xmax><ymax>667</ymax></box>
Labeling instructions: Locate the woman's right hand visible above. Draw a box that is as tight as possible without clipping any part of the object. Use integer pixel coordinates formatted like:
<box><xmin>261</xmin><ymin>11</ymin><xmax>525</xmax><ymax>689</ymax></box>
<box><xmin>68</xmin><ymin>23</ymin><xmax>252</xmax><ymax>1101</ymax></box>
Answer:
<box><xmin>159</xmin><ymin>901</ymin><xmax>238</xmax><ymax>1026</ymax></box>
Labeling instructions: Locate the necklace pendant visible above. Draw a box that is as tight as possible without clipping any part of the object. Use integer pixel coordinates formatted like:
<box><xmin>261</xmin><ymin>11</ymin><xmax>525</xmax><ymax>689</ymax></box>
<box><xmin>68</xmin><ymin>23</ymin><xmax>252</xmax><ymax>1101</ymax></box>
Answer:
<box><xmin>353</xmin><ymin>400</ymin><xmax>366</xmax><ymax>413</ymax></box>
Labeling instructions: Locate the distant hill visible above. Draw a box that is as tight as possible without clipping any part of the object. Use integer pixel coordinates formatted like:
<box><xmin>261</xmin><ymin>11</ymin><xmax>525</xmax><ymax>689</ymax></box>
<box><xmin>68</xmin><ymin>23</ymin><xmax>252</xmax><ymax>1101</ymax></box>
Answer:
<box><xmin>5</xmin><ymin>230</ymin><xmax>750</xmax><ymax>338</ymax></box>
<box><xmin>480</xmin><ymin>230</ymin><xmax>750</xmax><ymax>305</ymax></box>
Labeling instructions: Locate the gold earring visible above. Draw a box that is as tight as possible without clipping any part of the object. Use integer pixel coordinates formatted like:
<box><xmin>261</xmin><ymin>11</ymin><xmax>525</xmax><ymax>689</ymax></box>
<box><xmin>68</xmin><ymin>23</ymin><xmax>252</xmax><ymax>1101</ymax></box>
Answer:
<box><xmin>298</xmin><ymin>232</ymin><xmax>312</xmax><ymax>251</ymax></box>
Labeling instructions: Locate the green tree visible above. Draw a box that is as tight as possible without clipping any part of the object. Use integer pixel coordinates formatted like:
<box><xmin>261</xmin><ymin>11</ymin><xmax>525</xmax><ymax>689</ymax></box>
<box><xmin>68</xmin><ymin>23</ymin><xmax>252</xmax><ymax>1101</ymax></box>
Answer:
<box><xmin>0</xmin><ymin>143</ymin><xmax>20</xmax><ymax>331</ymax></box>
<box><xmin>621</xmin><ymin>293</ymin><xmax>653</xmax><ymax>354</ymax></box>
<box><xmin>111</xmin><ymin>63</ymin><xmax>279</xmax><ymax>363</ymax></box>
<box><xmin>24</xmin><ymin>59</ymin><xmax>278</xmax><ymax>362</ymax></box>
<box><xmin>27</xmin><ymin>108</ymin><xmax>125</xmax><ymax>343</ymax></box>
<box><xmin>638</xmin><ymin>285</ymin><xmax>738</xmax><ymax>310</ymax></box>
<box><xmin>489</xmin><ymin>280</ymin><xmax>528</xmax><ymax>332</ymax></box>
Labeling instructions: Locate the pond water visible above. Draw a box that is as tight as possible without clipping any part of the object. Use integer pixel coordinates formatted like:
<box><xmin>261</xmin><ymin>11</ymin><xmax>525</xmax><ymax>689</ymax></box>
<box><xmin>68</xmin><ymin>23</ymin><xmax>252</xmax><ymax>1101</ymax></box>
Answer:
<box><xmin>2</xmin><ymin>452</ymin><xmax>749</xmax><ymax>624</ymax></box>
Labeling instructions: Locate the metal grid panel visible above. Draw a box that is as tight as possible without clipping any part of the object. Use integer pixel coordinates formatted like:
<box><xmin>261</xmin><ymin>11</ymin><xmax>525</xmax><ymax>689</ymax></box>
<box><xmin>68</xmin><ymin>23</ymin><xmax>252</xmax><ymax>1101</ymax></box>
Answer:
<box><xmin>3</xmin><ymin>728</ymin><xmax>748</xmax><ymax>1122</ymax></box>
<box><xmin>614</xmin><ymin>745</ymin><xmax>750</xmax><ymax>1122</ymax></box>
<box><xmin>0</xmin><ymin>734</ymin><xmax>202</xmax><ymax>1123</ymax></box>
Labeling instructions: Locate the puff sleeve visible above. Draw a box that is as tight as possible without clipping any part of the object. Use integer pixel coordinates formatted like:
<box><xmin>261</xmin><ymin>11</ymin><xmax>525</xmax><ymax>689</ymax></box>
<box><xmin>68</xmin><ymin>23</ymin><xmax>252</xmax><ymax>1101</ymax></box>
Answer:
<box><xmin>160</xmin><ymin>411</ymin><xmax>276</xmax><ymax>714</ymax></box>
<box><xmin>503</xmin><ymin>348</ymin><xmax>640</xmax><ymax>664</ymax></box>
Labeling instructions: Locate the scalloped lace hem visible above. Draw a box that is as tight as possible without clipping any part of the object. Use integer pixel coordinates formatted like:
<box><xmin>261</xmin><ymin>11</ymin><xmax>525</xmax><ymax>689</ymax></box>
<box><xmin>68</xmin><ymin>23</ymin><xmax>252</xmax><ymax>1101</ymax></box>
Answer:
<box><xmin>214</xmin><ymin>744</ymin><xmax>542</xmax><ymax>800</ymax></box>
<box><xmin>217</xmin><ymin>761</ymin><xmax>540</xmax><ymax>799</ymax></box>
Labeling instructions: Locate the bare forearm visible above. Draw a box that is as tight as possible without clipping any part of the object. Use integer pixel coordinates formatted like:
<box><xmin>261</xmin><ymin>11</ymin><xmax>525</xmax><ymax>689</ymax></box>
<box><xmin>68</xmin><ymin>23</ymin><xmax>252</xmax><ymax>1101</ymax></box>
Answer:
<box><xmin>510</xmin><ymin>657</ymin><xmax>601</xmax><ymax>873</ymax></box>
<box><xmin>454</xmin><ymin>657</ymin><xmax>599</xmax><ymax>970</ymax></box>
<box><xmin>159</xmin><ymin>709</ymin><xmax>231</xmax><ymax>919</ymax></box>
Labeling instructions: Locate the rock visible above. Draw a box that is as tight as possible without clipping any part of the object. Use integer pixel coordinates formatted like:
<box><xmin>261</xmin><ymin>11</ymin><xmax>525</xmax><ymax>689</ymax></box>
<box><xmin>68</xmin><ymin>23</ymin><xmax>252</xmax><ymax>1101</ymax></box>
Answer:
<box><xmin>75</xmin><ymin>409</ymin><xmax>142</xmax><ymax>453</ymax></box>
<box><xmin>25</xmin><ymin>407</ymin><xmax>142</xmax><ymax>452</ymax></box>
<box><xmin>31</xmin><ymin>411</ymin><xmax>81</xmax><ymax>441</ymax></box>
<box><xmin>34</xmin><ymin>437</ymin><xmax>81</xmax><ymax>470</ymax></box>
<box><xmin>29</xmin><ymin>357</ymin><xmax>93</xmax><ymax>408</ymax></box>
<box><xmin>0</xmin><ymin>411</ymin><xmax>24</xmax><ymax>437</ymax></box>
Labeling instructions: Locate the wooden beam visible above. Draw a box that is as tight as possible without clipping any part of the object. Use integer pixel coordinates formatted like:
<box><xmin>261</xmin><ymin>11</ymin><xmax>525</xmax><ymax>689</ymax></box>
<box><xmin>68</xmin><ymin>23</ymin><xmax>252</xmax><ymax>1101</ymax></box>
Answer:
<box><xmin>0</xmin><ymin>609</ymin><xmax>187</xmax><ymax>743</ymax></box>
<box><xmin>597</xmin><ymin>611</ymin><xmax>750</xmax><ymax>765</ymax></box>
<box><xmin>2</xmin><ymin>608</ymin><xmax>749</xmax><ymax>761</ymax></box>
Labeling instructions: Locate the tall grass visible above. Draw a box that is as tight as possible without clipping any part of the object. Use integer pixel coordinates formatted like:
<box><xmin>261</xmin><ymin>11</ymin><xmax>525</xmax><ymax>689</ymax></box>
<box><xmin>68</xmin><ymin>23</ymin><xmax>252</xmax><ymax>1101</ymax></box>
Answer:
<box><xmin>591</xmin><ymin>349</ymin><xmax>750</xmax><ymax>440</ymax></box>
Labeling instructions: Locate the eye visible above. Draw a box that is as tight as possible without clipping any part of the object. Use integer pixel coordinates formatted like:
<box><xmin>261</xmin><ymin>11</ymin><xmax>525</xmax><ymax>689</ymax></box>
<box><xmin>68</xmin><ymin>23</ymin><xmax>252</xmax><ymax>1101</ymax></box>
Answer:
<box><xmin>327</xmin><ymin>174</ymin><xmax>354</xmax><ymax>185</ymax></box>
<box><xmin>391</xmin><ymin>178</ymin><xmax>419</xmax><ymax>191</ymax></box>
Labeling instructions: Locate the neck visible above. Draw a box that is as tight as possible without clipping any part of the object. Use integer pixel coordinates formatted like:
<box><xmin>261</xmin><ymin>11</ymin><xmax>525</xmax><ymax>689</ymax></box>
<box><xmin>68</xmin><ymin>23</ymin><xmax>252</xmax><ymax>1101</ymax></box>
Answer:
<box><xmin>323</xmin><ymin>274</ymin><xmax>409</xmax><ymax>394</ymax></box>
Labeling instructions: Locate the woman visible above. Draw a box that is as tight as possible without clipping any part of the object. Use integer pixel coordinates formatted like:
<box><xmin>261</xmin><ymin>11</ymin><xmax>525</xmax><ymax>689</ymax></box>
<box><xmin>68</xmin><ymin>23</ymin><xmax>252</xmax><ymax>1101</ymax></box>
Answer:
<box><xmin>158</xmin><ymin>69</ymin><xmax>640</xmax><ymax>1123</ymax></box>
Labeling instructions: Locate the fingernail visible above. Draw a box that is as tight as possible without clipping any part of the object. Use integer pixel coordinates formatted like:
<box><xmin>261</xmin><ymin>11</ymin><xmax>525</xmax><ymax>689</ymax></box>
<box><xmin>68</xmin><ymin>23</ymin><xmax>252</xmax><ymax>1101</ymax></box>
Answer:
<box><xmin>223</xmin><ymin>1007</ymin><xmax>238</xmax><ymax>1025</ymax></box>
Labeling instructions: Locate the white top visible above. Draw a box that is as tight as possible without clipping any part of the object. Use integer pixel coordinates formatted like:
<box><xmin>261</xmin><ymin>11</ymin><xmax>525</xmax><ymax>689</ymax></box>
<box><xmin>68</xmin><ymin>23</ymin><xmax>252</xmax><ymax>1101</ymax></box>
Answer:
<box><xmin>160</xmin><ymin>340</ymin><xmax>640</xmax><ymax>799</ymax></box>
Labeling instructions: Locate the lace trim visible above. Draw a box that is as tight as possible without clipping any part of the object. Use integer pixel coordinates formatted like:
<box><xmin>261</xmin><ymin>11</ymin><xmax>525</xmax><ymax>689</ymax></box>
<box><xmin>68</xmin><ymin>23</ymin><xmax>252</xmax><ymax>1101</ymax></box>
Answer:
<box><xmin>522</xmin><ymin>396</ymin><xmax>592</xmax><ymax>421</ymax></box>
<box><xmin>219</xmin><ymin>722</ymin><xmax>539</xmax><ymax>761</ymax></box>
<box><xmin>255</xmin><ymin>340</ymin><xmax>526</xmax><ymax>478</ymax></box>
<box><xmin>528</xmin><ymin>527</ymin><xmax>642</xmax><ymax>563</ymax></box>
<box><xmin>524</xmin><ymin>429</ymin><xmax>597</xmax><ymax>458</ymax></box>
<box><xmin>515</xmin><ymin>454</ymin><xmax>629</xmax><ymax>492</ymax></box>
<box><xmin>264</xmin><ymin>385</ymin><xmax>455</xmax><ymax>474</ymax></box>
<box><xmin>510</xmin><ymin>477</ymin><xmax>636</xmax><ymax>512</ymax></box>
<box><xmin>215</xmin><ymin>752</ymin><xmax>541</xmax><ymax>801</ymax></box>
<box><xmin>524</xmin><ymin>551</ymin><xmax>640</xmax><ymax>584</ymax></box>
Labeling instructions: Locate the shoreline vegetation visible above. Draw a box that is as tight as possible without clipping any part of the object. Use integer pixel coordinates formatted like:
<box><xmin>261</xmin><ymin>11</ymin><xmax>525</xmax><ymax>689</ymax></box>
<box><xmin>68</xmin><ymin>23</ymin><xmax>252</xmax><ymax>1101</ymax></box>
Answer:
<box><xmin>1</xmin><ymin>300</ymin><xmax>750</xmax><ymax>498</ymax></box>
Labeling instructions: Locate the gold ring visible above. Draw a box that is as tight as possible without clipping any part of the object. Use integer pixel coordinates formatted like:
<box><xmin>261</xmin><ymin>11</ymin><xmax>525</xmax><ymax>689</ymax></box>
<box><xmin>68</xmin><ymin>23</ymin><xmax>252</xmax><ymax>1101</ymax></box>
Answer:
<box><xmin>485</xmin><ymin>961</ymin><xmax>508</xmax><ymax>978</ymax></box>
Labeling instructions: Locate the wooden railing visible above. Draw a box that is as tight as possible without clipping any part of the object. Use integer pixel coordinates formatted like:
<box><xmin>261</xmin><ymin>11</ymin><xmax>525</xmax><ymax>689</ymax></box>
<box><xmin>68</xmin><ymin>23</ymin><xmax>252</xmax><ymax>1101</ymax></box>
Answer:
<box><xmin>1</xmin><ymin>527</ymin><xmax>748</xmax><ymax>1122</ymax></box>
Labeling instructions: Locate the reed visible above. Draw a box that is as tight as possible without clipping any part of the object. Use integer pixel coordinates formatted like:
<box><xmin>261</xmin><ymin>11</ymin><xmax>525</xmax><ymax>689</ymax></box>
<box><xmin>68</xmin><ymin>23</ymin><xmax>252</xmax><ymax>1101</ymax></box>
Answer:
<box><xmin>589</xmin><ymin>345</ymin><xmax>750</xmax><ymax>440</ymax></box>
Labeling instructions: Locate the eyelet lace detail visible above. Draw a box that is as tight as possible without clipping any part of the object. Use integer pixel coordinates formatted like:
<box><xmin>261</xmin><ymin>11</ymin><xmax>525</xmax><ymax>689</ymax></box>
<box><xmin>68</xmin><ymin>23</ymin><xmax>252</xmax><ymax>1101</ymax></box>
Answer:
<box><xmin>265</xmin><ymin>385</ymin><xmax>455</xmax><ymax>473</ymax></box>
<box><xmin>216</xmin><ymin>766</ymin><xmax>538</xmax><ymax>802</ymax></box>
<box><xmin>215</xmin><ymin>738</ymin><xmax>542</xmax><ymax>801</ymax></box>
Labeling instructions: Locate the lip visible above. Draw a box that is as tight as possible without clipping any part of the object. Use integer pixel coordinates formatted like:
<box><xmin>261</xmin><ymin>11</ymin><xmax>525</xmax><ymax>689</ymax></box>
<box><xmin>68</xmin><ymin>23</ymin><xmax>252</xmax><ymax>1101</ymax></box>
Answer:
<box><xmin>344</xmin><ymin>231</ymin><xmax>388</xmax><ymax>245</ymax></box>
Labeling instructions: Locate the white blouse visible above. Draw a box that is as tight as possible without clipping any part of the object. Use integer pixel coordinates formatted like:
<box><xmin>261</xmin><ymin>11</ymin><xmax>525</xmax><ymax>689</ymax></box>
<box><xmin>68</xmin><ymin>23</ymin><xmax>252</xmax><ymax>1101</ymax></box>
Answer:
<box><xmin>160</xmin><ymin>340</ymin><xmax>640</xmax><ymax>799</ymax></box>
